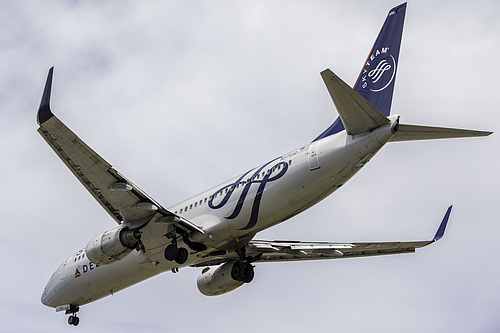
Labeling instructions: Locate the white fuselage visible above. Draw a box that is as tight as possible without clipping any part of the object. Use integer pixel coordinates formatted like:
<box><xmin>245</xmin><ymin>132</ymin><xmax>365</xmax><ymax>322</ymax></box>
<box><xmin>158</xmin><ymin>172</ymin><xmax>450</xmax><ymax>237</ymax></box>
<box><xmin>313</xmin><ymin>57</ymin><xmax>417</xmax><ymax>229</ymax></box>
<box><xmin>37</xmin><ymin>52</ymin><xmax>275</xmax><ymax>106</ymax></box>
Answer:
<box><xmin>41</xmin><ymin>117</ymin><xmax>398</xmax><ymax>308</ymax></box>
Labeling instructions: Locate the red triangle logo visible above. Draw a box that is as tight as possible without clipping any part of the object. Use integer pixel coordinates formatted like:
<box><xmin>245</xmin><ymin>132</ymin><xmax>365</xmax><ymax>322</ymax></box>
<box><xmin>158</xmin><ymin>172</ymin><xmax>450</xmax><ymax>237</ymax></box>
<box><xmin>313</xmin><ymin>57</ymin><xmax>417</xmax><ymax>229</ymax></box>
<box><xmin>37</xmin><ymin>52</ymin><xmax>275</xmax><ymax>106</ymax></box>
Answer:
<box><xmin>75</xmin><ymin>268</ymin><xmax>81</xmax><ymax>278</ymax></box>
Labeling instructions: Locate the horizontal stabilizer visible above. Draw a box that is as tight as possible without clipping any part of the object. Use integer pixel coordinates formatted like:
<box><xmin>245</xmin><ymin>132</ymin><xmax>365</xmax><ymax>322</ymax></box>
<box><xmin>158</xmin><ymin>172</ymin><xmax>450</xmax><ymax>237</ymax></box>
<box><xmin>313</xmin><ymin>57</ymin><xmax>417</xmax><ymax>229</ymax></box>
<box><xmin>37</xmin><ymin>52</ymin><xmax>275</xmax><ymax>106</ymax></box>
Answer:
<box><xmin>390</xmin><ymin>124</ymin><xmax>493</xmax><ymax>142</ymax></box>
<box><xmin>321</xmin><ymin>69</ymin><xmax>390</xmax><ymax>135</ymax></box>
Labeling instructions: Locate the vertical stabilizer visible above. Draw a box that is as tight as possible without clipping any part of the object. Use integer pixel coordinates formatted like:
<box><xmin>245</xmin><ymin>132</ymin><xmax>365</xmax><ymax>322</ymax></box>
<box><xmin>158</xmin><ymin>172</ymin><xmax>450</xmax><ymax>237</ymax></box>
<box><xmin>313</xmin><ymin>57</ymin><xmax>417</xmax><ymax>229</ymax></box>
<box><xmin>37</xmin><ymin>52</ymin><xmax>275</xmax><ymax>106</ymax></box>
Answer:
<box><xmin>353</xmin><ymin>3</ymin><xmax>406</xmax><ymax>116</ymax></box>
<box><xmin>314</xmin><ymin>3</ymin><xmax>406</xmax><ymax>142</ymax></box>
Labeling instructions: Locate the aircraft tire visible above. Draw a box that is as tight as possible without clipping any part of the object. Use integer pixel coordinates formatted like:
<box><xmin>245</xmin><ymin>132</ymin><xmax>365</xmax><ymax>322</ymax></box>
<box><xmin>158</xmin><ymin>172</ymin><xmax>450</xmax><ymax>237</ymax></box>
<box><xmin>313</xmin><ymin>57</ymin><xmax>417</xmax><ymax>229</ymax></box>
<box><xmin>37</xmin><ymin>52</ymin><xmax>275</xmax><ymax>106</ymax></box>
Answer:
<box><xmin>164</xmin><ymin>244</ymin><xmax>178</xmax><ymax>261</ymax></box>
<box><xmin>243</xmin><ymin>264</ymin><xmax>254</xmax><ymax>283</ymax></box>
<box><xmin>68</xmin><ymin>316</ymin><xmax>79</xmax><ymax>326</ymax></box>
<box><xmin>231</xmin><ymin>262</ymin><xmax>245</xmax><ymax>281</ymax></box>
<box><xmin>175</xmin><ymin>247</ymin><xmax>188</xmax><ymax>264</ymax></box>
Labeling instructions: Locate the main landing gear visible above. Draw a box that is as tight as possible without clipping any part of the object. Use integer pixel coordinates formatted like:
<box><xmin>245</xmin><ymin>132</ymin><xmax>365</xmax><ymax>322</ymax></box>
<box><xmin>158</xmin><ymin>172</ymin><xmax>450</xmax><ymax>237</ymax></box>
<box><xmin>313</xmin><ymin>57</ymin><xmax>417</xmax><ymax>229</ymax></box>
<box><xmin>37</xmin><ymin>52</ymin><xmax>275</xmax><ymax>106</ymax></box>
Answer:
<box><xmin>164</xmin><ymin>227</ymin><xmax>189</xmax><ymax>265</ymax></box>
<box><xmin>231</xmin><ymin>261</ymin><xmax>254</xmax><ymax>283</ymax></box>
<box><xmin>164</xmin><ymin>243</ymin><xmax>188</xmax><ymax>264</ymax></box>
<box><xmin>231</xmin><ymin>247</ymin><xmax>255</xmax><ymax>283</ymax></box>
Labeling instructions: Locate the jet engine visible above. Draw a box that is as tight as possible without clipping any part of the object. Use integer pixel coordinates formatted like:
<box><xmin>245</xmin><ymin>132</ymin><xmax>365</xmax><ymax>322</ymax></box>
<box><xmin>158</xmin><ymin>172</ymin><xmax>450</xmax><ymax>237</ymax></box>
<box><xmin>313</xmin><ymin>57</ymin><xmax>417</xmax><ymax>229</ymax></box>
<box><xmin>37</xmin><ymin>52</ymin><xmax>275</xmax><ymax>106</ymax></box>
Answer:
<box><xmin>85</xmin><ymin>226</ymin><xmax>141</xmax><ymax>265</ymax></box>
<box><xmin>197</xmin><ymin>262</ymin><xmax>255</xmax><ymax>296</ymax></box>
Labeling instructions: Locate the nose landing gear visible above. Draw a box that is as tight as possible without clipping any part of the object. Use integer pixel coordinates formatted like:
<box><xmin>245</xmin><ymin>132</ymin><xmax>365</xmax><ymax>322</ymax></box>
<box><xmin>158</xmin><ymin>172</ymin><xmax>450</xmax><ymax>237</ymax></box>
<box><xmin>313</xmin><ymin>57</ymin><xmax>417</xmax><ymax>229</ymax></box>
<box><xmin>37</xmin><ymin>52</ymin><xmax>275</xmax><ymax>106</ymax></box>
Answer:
<box><xmin>68</xmin><ymin>314</ymin><xmax>80</xmax><ymax>326</ymax></box>
<box><xmin>59</xmin><ymin>304</ymin><xmax>80</xmax><ymax>326</ymax></box>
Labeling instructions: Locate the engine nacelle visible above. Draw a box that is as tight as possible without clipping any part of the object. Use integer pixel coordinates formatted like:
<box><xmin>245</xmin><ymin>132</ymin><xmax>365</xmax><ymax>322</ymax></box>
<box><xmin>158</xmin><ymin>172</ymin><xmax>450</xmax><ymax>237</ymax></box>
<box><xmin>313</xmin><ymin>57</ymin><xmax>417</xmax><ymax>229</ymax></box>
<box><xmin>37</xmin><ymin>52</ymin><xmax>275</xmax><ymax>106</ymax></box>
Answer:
<box><xmin>197</xmin><ymin>263</ymin><xmax>245</xmax><ymax>296</ymax></box>
<box><xmin>85</xmin><ymin>226</ymin><xmax>141</xmax><ymax>265</ymax></box>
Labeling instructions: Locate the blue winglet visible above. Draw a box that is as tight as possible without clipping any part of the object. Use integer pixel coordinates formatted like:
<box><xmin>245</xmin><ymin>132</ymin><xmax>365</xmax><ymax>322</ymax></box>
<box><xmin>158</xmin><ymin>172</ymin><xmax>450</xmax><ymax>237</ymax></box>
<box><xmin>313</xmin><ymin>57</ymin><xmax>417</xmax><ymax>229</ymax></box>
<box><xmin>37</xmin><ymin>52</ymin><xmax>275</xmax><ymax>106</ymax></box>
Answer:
<box><xmin>433</xmin><ymin>205</ymin><xmax>453</xmax><ymax>241</ymax></box>
<box><xmin>37</xmin><ymin>67</ymin><xmax>55</xmax><ymax>125</ymax></box>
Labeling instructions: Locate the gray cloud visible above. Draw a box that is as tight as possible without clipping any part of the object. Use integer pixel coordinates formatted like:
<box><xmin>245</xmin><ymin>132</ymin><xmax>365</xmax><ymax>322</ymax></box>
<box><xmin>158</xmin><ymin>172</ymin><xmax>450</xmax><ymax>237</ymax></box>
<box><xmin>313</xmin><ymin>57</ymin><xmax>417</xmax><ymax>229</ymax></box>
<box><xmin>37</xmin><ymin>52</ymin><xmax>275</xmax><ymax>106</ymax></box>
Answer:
<box><xmin>1</xmin><ymin>1</ymin><xmax>499</xmax><ymax>332</ymax></box>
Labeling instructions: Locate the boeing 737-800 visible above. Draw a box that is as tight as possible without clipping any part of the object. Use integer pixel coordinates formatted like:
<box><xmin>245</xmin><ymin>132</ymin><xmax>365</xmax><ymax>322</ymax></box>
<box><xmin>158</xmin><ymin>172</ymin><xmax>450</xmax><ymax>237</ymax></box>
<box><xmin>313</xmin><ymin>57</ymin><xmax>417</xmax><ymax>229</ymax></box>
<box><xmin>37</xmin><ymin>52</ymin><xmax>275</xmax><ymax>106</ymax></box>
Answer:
<box><xmin>39</xmin><ymin>3</ymin><xmax>491</xmax><ymax>326</ymax></box>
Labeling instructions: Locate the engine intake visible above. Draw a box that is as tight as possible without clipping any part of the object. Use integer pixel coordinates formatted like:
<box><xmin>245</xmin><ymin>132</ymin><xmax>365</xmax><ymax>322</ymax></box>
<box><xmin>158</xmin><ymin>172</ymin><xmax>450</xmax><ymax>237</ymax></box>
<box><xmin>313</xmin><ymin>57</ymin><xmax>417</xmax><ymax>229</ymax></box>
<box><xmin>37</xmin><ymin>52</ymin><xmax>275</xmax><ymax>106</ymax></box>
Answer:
<box><xmin>85</xmin><ymin>226</ymin><xmax>141</xmax><ymax>265</ymax></box>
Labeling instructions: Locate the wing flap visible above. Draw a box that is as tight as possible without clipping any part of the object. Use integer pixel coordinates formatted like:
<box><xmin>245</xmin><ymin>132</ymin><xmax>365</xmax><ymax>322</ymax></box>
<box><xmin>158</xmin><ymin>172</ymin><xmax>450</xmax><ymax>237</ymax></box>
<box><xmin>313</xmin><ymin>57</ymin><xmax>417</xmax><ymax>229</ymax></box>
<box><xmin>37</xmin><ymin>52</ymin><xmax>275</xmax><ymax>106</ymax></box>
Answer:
<box><xmin>248</xmin><ymin>240</ymin><xmax>431</xmax><ymax>263</ymax></box>
<box><xmin>192</xmin><ymin>240</ymin><xmax>431</xmax><ymax>266</ymax></box>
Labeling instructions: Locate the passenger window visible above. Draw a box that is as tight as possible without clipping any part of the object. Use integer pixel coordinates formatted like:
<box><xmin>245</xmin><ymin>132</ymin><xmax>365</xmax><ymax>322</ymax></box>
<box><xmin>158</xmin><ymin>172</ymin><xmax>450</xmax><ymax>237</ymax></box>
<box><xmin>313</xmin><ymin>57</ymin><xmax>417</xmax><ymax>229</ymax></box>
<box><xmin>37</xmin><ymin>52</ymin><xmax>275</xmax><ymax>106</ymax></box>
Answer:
<box><xmin>190</xmin><ymin>204</ymin><xmax>193</xmax><ymax>209</ymax></box>
<box><xmin>289</xmin><ymin>160</ymin><xmax>292</xmax><ymax>166</ymax></box>
<box><xmin>194</xmin><ymin>202</ymin><xmax>197</xmax><ymax>207</ymax></box>
<box><xmin>180</xmin><ymin>209</ymin><xmax>183</xmax><ymax>213</ymax></box>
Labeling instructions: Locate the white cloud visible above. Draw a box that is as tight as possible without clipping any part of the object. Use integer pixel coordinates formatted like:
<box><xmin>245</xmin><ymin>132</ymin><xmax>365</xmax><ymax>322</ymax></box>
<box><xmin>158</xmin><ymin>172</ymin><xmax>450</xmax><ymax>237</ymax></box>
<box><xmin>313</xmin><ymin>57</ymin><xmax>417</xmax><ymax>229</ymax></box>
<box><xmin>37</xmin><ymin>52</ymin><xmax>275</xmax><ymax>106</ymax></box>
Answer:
<box><xmin>1</xmin><ymin>1</ymin><xmax>499</xmax><ymax>332</ymax></box>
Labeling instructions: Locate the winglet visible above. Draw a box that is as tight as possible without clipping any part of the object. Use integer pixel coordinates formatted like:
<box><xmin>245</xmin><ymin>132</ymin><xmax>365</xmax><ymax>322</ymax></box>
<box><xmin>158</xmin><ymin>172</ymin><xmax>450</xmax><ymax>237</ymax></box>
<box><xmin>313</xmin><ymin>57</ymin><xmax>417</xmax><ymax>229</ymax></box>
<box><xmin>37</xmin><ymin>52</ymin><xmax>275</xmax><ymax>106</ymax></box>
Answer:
<box><xmin>37</xmin><ymin>67</ymin><xmax>55</xmax><ymax>125</ymax></box>
<box><xmin>433</xmin><ymin>205</ymin><xmax>453</xmax><ymax>242</ymax></box>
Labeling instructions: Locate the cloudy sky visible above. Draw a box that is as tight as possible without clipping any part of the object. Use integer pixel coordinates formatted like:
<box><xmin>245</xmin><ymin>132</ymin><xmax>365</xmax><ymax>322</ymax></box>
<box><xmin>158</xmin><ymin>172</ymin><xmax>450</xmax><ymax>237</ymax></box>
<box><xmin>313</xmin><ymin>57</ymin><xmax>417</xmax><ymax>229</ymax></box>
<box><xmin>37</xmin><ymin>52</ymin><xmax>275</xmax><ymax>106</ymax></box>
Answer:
<box><xmin>1</xmin><ymin>1</ymin><xmax>499</xmax><ymax>332</ymax></box>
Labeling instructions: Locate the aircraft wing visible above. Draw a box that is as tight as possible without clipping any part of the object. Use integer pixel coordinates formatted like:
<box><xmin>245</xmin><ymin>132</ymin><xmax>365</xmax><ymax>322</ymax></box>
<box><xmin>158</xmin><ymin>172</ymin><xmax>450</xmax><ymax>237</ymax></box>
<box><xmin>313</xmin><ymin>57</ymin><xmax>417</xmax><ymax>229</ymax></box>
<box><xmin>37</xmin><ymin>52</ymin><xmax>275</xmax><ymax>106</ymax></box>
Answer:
<box><xmin>37</xmin><ymin>68</ymin><xmax>203</xmax><ymax>234</ymax></box>
<box><xmin>193</xmin><ymin>206</ymin><xmax>452</xmax><ymax>266</ymax></box>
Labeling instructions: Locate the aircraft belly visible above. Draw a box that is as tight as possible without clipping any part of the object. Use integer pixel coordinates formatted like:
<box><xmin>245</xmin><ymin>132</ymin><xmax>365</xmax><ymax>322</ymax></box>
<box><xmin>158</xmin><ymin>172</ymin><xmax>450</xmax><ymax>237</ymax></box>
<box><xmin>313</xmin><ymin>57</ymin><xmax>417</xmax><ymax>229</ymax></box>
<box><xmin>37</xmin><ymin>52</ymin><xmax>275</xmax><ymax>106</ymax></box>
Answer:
<box><xmin>66</xmin><ymin>251</ymin><xmax>165</xmax><ymax>306</ymax></box>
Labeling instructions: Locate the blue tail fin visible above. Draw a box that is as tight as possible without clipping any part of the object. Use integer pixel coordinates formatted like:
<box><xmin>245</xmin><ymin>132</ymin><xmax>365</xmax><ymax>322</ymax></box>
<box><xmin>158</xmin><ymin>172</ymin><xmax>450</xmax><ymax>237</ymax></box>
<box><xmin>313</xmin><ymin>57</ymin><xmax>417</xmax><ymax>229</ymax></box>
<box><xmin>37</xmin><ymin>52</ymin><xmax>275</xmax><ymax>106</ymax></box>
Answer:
<box><xmin>354</xmin><ymin>3</ymin><xmax>406</xmax><ymax>116</ymax></box>
<box><xmin>313</xmin><ymin>3</ymin><xmax>406</xmax><ymax>141</ymax></box>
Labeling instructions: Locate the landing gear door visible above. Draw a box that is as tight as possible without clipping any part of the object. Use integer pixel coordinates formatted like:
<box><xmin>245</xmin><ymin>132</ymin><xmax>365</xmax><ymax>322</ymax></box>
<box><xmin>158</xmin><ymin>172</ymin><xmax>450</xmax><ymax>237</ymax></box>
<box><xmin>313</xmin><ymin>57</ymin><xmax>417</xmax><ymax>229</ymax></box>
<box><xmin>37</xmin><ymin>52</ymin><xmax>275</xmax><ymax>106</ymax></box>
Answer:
<box><xmin>308</xmin><ymin>142</ymin><xmax>320</xmax><ymax>170</ymax></box>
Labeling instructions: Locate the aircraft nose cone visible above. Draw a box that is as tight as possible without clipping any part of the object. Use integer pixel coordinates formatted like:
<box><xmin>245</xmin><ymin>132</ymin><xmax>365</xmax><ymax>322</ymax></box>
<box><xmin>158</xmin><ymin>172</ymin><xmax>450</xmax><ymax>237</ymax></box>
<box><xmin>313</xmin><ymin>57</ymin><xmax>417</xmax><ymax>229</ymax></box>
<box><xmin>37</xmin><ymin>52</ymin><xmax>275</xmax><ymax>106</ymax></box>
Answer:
<box><xmin>41</xmin><ymin>276</ymin><xmax>58</xmax><ymax>308</ymax></box>
<box><xmin>41</xmin><ymin>287</ymin><xmax>52</xmax><ymax>307</ymax></box>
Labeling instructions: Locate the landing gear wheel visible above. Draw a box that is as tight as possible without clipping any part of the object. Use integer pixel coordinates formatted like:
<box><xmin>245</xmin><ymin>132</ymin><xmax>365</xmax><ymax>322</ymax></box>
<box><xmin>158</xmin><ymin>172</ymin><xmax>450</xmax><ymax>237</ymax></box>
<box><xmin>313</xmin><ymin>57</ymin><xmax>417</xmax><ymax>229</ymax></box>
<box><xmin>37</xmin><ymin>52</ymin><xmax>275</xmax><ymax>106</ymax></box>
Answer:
<box><xmin>231</xmin><ymin>262</ymin><xmax>245</xmax><ymax>281</ymax></box>
<box><xmin>164</xmin><ymin>244</ymin><xmax>178</xmax><ymax>261</ymax></box>
<box><xmin>242</xmin><ymin>264</ymin><xmax>254</xmax><ymax>283</ymax></box>
<box><xmin>68</xmin><ymin>315</ymin><xmax>79</xmax><ymax>326</ymax></box>
<box><xmin>175</xmin><ymin>247</ymin><xmax>188</xmax><ymax>264</ymax></box>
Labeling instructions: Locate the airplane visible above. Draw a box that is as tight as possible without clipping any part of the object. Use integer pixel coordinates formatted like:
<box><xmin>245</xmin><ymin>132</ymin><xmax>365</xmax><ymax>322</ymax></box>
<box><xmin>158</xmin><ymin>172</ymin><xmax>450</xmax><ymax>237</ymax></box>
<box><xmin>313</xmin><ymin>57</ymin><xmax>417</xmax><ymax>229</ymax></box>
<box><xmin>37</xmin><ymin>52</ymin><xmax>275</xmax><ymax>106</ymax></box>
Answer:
<box><xmin>39</xmin><ymin>3</ymin><xmax>492</xmax><ymax>326</ymax></box>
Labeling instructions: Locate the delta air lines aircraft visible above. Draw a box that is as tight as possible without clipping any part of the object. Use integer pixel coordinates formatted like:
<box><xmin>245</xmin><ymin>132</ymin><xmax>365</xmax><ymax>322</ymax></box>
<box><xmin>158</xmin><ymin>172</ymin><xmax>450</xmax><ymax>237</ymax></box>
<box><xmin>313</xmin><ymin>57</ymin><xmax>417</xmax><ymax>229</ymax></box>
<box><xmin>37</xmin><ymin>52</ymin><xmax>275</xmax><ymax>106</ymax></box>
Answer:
<box><xmin>39</xmin><ymin>3</ymin><xmax>491</xmax><ymax>326</ymax></box>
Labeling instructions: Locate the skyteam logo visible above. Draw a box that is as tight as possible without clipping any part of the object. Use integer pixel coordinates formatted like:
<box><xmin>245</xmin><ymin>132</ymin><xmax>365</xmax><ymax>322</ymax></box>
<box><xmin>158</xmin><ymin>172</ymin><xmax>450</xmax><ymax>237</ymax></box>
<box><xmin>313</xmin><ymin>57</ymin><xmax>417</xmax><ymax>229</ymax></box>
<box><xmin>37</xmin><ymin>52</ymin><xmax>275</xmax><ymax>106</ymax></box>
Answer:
<box><xmin>209</xmin><ymin>157</ymin><xmax>288</xmax><ymax>230</ymax></box>
<box><xmin>359</xmin><ymin>47</ymin><xmax>397</xmax><ymax>93</ymax></box>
